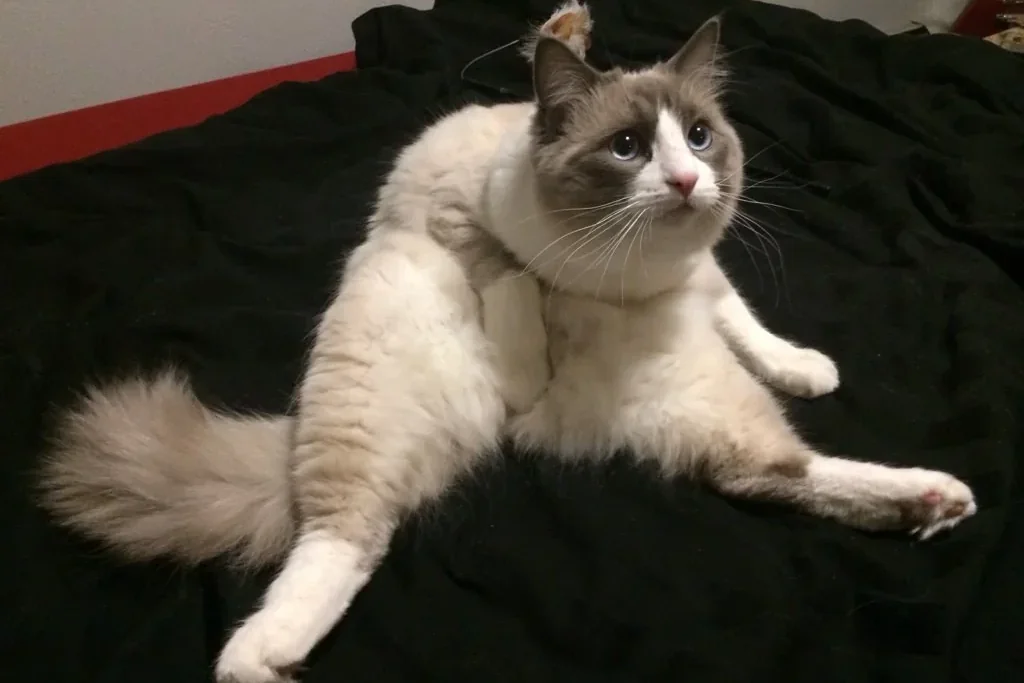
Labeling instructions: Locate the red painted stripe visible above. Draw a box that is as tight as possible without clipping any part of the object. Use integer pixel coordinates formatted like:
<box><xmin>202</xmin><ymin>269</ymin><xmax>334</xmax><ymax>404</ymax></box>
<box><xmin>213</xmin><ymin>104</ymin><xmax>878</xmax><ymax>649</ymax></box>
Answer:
<box><xmin>0</xmin><ymin>51</ymin><xmax>356</xmax><ymax>181</ymax></box>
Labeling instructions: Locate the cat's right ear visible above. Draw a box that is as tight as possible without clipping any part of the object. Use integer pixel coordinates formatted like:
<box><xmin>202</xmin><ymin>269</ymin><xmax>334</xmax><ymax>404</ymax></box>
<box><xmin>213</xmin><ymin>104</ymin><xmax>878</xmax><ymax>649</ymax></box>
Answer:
<box><xmin>533</xmin><ymin>36</ymin><xmax>598</xmax><ymax>111</ymax></box>
<box><xmin>667</xmin><ymin>16</ymin><xmax>722</xmax><ymax>75</ymax></box>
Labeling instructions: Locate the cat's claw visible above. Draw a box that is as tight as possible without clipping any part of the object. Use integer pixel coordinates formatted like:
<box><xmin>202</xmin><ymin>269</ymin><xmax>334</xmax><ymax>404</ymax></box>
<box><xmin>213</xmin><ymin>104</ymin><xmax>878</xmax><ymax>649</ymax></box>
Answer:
<box><xmin>908</xmin><ymin>478</ymin><xmax>978</xmax><ymax>540</ymax></box>
<box><xmin>866</xmin><ymin>468</ymin><xmax>978</xmax><ymax>540</ymax></box>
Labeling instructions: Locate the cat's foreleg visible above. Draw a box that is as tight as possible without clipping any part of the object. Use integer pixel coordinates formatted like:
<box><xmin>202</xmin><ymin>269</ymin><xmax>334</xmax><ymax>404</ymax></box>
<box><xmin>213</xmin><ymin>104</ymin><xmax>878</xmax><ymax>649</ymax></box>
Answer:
<box><xmin>481</xmin><ymin>274</ymin><xmax>550</xmax><ymax>414</ymax></box>
<box><xmin>696</xmin><ymin>255</ymin><xmax>839</xmax><ymax>398</ymax></box>
<box><xmin>214</xmin><ymin>235</ymin><xmax>506</xmax><ymax>683</ymax></box>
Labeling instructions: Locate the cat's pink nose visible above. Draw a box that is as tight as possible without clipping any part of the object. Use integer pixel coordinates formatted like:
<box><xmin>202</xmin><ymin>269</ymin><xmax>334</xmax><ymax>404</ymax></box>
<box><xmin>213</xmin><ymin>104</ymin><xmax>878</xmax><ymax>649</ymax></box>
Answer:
<box><xmin>666</xmin><ymin>172</ymin><xmax>698</xmax><ymax>198</ymax></box>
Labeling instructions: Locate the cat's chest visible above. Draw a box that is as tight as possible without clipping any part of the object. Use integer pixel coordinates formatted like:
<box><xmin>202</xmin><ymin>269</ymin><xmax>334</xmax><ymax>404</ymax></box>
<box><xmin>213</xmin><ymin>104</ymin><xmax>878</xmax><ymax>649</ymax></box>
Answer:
<box><xmin>545</xmin><ymin>290</ymin><xmax>717</xmax><ymax>370</ymax></box>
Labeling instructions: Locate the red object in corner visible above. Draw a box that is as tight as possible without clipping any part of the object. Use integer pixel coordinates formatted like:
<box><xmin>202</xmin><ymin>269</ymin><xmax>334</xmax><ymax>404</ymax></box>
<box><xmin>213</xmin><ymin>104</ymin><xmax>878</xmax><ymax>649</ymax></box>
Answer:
<box><xmin>0</xmin><ymin>51</ymin><xmax>356</xmax><ymax>182</ymax></box>
<box><xmin>953</xmin><ymin>0</ymin><xmax>1009</xmax><ymax>37</ymax></box>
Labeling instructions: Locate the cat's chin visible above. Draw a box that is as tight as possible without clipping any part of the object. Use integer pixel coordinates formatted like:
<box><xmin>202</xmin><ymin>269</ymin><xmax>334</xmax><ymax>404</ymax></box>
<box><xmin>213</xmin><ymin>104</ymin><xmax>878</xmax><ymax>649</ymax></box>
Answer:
<box><xmin>645</xmin><ymin>202</ymin><xmax>728</xmax><ymax>251</ymax></box>
<box><xmin>654</xmin><ymin>200</ymin><xmax>709</xmax><ymax>222</ymax></box>
<box><xmin>641</xmin><ymin>195</ymin><xmax>686</xmax><ymax>217</ymax></box>
<box><xmin>644</xmin><ymin>193</ymin><xmax>718</xmax><ymax>218</ymax></box>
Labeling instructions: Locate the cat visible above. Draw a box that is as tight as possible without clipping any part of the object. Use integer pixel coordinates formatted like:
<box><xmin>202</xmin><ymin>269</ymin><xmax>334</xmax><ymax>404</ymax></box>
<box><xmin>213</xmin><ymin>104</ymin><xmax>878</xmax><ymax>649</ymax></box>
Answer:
<box><xmin>38</xmin><ymin>10</ymin><xmax>977</xmax><ymax>683</ymax></box>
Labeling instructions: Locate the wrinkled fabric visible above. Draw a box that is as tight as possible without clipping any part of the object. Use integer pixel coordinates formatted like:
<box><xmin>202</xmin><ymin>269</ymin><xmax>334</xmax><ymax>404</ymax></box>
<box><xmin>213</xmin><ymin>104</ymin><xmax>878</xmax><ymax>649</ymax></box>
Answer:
<box><xmin>1</xmin><ymin>1</ymin><xmax>1023</xmax><ymax>681</ymax></box>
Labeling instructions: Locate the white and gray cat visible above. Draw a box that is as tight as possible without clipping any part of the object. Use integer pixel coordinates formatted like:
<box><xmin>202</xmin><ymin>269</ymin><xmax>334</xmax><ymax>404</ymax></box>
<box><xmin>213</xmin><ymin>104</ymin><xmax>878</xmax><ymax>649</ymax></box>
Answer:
<box><xmin>39</xmin><ymin>7</ymin><xmax>976</xmax><ymax>683</ymax></box>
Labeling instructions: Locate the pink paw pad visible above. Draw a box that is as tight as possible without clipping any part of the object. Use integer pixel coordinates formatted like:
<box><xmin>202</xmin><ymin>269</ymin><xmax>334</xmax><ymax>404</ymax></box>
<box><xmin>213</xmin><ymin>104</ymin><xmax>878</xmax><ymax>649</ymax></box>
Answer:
<box><xmin>920</xmin><ymin>489</ymin><xmax>967</xmax><ymax>521</ymax></box>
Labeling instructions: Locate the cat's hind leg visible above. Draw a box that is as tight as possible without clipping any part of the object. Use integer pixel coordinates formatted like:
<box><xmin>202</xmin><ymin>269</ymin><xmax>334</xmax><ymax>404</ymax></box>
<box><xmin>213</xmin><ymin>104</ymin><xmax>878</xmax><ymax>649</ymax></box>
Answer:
<box><xmin>519</xmin><ymin>329</ymin><xmax>974</xmax><ymax>539</ymax></box>
<box><xmin>682</xmin><ymin>367</ymin><xmax>977</xmax><ymax>538</ymax></box>
<box><xmin>214</xmin><ymin>233</ymin><xmax>507</xmax><ymax>683</ymax></box>
<box><xmin>716</xmin><ymin>450</ymin><xmax>977</xmax><ymax>539</ymax></box>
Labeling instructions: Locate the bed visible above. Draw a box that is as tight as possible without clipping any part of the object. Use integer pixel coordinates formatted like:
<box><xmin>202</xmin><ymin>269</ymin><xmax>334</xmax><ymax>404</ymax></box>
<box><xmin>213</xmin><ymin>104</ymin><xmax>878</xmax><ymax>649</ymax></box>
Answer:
<box><xmin>2</xmin><ymin>0</ymin><xmax>1023</xmax><ymax>681</ymax></box>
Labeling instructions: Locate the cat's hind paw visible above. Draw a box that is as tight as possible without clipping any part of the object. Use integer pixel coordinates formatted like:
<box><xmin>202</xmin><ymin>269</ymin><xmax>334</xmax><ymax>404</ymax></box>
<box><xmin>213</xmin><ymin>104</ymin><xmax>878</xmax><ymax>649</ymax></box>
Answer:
<box><xmin>905</xmin><ymin>476</ymin><xmax>978</xmax><ymax>540</ymax></box>
<box><xmin>215</xmin><ymin>618</ymin><xmax>302</xmax><ymax>683</ymax></box>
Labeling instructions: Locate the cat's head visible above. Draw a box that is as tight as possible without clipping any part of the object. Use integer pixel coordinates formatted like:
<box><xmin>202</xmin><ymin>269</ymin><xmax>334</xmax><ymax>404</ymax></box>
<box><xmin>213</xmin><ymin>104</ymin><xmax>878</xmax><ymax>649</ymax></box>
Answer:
<box><xmin>529</xmin><ymin>17</ymin><xmax>742</xmax><ymax>254</ymax></box>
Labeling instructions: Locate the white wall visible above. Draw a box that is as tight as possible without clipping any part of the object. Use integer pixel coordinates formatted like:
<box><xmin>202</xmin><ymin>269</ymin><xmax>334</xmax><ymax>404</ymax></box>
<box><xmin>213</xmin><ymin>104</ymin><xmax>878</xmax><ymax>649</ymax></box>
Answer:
<box><xmin>0</xmin><ymin>1</ymin><xmax>969</xmax><ymax>128</ymax></box>
<box><xmin>0</xmin><ymin>1</ymin><xmax>433</xmax><ymax>126</ymax></box>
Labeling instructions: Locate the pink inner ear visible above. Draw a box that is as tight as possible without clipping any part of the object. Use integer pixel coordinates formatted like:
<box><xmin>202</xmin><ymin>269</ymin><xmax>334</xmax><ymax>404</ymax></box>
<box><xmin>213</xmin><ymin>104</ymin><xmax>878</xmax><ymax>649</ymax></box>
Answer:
<box><xmin>537</xmin><ymin>4</ymin><xmax>592</xmax><ymax>59</ymax></box>
<box><xmin>546</xmin><ymin>14</ymin><xmax>572</xmax><ymax>38</ymax></box>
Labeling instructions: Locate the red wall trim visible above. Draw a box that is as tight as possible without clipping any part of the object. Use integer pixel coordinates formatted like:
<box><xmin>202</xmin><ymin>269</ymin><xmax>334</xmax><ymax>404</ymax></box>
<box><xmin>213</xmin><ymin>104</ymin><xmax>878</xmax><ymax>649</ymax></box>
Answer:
<box><xmin>0</xmin><ymin>51</ymin><xmax>356</xmax><ymax>181</ymax></box>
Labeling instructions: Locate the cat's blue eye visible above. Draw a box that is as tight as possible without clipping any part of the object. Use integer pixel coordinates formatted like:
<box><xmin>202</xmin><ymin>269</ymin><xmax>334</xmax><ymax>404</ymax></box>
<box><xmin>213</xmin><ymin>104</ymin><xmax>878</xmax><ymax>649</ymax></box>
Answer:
<box><xmin>609</xmin><ymin>130</ymin><xmax>642</xmax><ymax>161</ymax></box>
<box><xmin>687</xmin><ymin>123</ymin><xmax>712</xmax><ymax>152</ymax></box>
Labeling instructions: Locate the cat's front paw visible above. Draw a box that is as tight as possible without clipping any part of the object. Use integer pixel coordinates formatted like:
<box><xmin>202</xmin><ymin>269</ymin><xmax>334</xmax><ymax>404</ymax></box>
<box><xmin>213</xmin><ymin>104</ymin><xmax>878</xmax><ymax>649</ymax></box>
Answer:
<box><xmin>215</xmin><ymin>617</ymin><xmax>303</xmax><ymax>683</ymax></box>
<box><xmin>501</xmin><ymin>355</ymin><xmax>550</xmax><ymax>415</ymax></box>
<box><xmin>756</xmin><ymin>345</ymin><xmax>839</xmax><ymax>398</ymax></box>
<box><xmin>487</xmin><ymin>308</ymin><xmax>550</xmax><ymax>415</ymax></box>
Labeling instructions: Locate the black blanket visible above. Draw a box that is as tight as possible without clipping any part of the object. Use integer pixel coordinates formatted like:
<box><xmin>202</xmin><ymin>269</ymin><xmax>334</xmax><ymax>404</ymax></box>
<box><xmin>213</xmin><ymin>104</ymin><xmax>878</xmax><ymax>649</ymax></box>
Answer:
<box><xmin>2</xmin><ymin>1</ymin><xmax>1023</xmax><ymax>681</ymax></box>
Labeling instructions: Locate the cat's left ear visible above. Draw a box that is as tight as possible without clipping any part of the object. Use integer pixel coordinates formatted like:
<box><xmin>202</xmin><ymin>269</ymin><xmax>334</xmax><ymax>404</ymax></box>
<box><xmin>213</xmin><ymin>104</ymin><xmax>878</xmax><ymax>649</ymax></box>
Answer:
<box><xmin>533</xmin><ymin>36</ymin><xmax>599</xmax><ymax>109</ymax></box>
<box><xmin>667</xmin><ymin>16</ymin><xmax>721</xmax><ymax>75</ymax></box>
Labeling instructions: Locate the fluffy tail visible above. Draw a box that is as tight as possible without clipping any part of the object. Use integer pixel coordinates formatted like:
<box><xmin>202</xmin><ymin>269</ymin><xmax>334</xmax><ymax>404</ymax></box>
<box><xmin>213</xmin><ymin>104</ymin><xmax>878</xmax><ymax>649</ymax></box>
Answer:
<box><xmin>38</xmin><ymin>372</ymin><xmax>295</xmax><ymax>569</ymax></box>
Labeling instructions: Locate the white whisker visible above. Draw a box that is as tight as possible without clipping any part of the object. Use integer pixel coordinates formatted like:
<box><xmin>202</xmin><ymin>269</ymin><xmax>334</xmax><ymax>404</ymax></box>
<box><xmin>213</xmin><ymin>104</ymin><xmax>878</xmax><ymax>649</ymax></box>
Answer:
<box><xmin>729</xmin><ymin>208</ymin><xmax>785</xmax><ymax>301</ymax></box>
<box><xmin>509</xmin><ymin>195</ymin><xmax>637</xmax><ymax>229</ymax></box>
<box><xmin>594</xmin><ymin>209</ymin><xmax>645</xmax><ymax>300</ymax></box>
<box><xmin>544</xmin><ymin>205</ymin><xmax>640</xmax><ymax>311</ymax></box>
<box><xmin>717</xmin><ymin>141</ymin><xmax>785</xmax><ymax>186</ymax></box>
<box><xmin>619</xmin><ymin>208</ymin><xmax>649</xmax><ymax>305</ymax></box>
<box><xmin>637</xmin><ymin>212</ymin><xmax>653</xmax><ymax>282</ymax></box>
<box><xmin>718</xmin><ymin>192</ymin><xmax>800</xmax><ymax>214</ymax></box>
<box><xmin>513</xmin><ymin>200</ymin><xmax>642</xmax><ymax>278</ymax></box>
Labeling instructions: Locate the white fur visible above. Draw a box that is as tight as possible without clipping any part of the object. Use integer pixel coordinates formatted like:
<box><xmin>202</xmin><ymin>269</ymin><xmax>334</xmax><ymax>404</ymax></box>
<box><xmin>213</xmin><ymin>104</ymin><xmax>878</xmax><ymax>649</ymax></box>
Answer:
<box><xmin>632</xmin><ymin>109</ymin><xmax>719</xmax><ymax>211</ymax></box>
<box><xmin>385</xmin><ymin>101</ymin><xmax>973</xmax><ymax>542</ymax></box>
<box><xmin>803</xmin><ymin>457</ymin><xmax>977</xmax><ymax>540</ymax></box>
<box><xmin>715</xmin><ymin>290</ymin><xmax>839</xmax><ymax>396</ymax></box>
<box><xmin>216</xmin><ymin>532</ymin><xmax>371</xmax><ymax>683</ymax></box>
<box><xmin>483</xmin><ymin>105</ymin><xmax>973</xmax><ymax>541</ymax></box>
<box><xmin>690</xmin><ymin>256</ymin><xmax>840</xmax><ymax>397</ymax></box>
<box><xmin>41</xmin><ymin>60</ymin><xmax>977</xmax><ymax>683</ymax></box>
